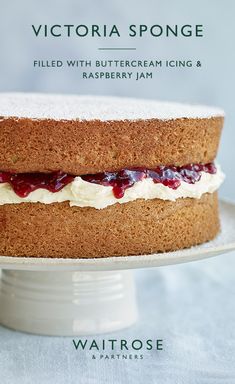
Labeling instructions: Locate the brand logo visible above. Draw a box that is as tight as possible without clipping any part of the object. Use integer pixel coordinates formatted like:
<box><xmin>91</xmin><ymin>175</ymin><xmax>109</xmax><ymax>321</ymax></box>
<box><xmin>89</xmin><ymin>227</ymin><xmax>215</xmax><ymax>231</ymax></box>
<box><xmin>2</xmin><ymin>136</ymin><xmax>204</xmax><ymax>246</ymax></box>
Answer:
<box><xmin>72</xmin><ymin>338</ymin><xmax>163</xmax><ymax>360</ymax></box>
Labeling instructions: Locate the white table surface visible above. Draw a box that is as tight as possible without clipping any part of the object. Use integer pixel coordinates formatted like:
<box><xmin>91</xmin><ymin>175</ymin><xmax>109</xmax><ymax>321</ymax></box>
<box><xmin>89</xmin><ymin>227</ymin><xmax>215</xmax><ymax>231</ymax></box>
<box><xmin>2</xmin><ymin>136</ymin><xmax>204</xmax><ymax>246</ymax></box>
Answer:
<box><xmin>0</xmin><ymin>250</ymin><xmax>235</xmax><ymax>384</ymax></box>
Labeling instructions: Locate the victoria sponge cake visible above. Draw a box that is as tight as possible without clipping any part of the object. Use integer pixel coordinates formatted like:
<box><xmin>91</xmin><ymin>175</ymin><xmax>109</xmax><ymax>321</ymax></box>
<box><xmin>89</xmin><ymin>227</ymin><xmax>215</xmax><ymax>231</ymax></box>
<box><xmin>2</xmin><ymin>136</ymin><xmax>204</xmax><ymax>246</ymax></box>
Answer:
<box><xmin>0</xmin><ymin>93</ymin><xmax>224</xmax><ymax>258</ymax></box>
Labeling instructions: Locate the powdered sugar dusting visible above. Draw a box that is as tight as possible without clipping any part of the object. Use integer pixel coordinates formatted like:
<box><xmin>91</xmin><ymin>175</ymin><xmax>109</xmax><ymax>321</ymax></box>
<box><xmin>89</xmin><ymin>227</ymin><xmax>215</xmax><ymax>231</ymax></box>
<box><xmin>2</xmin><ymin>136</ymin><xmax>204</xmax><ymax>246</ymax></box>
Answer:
<box><xmin>0</xmin><ymin>93</ymin><xmax>224</xmax><ymax>121</ymax></box>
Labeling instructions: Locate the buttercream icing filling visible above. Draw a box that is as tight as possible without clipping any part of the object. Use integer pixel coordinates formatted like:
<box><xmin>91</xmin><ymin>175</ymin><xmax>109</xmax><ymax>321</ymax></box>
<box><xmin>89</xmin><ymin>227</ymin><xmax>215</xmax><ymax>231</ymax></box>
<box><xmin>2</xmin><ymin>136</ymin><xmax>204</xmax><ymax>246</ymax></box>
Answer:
<box><xmin>0</xmin><ymin>163</ymin><xmax>224</xmax><ymax>209</ymax></box>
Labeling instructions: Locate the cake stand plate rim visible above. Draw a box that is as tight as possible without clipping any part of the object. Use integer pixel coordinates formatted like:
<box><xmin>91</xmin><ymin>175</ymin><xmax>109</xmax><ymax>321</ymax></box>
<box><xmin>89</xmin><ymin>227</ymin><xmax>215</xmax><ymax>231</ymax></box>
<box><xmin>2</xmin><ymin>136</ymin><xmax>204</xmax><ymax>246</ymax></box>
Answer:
<box><xmin>0</xmin><ymin>199</ymin><xmax>234</xmax><ymax>271</ymax></box>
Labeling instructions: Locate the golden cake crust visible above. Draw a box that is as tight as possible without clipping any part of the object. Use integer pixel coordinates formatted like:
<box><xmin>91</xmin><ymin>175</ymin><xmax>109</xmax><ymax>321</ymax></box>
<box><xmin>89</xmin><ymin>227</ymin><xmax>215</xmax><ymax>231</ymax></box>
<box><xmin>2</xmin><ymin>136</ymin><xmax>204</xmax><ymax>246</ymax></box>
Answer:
<box><xmin>0</xmin><ymin>193</ymin><xmax>219</xmax><ymax>258</ymax></box>
<box><xmin>0</xmin><ymin>116</ymin><xmax>223</xmax><ymax>174</ymax></box>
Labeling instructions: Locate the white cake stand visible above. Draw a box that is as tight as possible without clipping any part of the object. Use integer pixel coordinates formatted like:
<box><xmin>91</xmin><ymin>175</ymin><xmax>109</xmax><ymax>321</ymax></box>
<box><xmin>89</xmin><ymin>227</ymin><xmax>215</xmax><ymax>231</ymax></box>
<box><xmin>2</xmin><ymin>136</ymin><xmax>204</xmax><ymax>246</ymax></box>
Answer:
<box><xmin>0</xmin><ymin>200</ymin><xmax>235</xmax><ymax>336</ymax></box>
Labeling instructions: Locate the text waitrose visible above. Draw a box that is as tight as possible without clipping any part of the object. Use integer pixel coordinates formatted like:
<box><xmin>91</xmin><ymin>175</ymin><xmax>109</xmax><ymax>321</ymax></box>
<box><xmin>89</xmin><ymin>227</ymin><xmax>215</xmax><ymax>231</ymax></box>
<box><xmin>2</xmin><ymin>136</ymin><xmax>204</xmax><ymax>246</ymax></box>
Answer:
<box><xmin>72</xmin><ymin>339</ymin><xmax>163</xmax><ymax>351</ymax></box>
<box><xmin>32</xmin><ymin>24</ymin><xmax>203</xmax><ymax>38</ymax></box>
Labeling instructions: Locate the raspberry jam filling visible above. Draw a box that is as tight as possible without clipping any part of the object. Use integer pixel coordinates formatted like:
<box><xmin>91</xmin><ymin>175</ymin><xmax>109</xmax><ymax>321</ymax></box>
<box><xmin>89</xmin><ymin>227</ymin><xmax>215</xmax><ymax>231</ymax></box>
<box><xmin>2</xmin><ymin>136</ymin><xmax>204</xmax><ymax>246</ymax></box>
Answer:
<box><xmin>82</xmin><ymin>163</ymin><xmax>216</xmax><ymax>198</ymax></box>
<box><xmin>0</xmin><ymin>163</ymin><xmax>216</xmax><ymax>199</ymax></box>
<box><xmin>0</xmin><ymin>171</ymin><xmax>75</xmax><ymax>198</ymax></box>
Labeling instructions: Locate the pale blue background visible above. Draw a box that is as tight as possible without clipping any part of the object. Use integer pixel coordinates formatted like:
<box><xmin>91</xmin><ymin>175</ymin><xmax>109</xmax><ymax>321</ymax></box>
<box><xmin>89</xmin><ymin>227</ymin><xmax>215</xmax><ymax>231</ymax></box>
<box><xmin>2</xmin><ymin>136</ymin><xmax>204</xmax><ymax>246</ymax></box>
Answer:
<box><xmin>1</xmin><ymin>255</ymin><xmax>235</xmax><ymax>384</ymax></box>
<box><xmin>0</xmin><ymin>0</ymin><xmax>234</xmax><ymax>382</ymax></box>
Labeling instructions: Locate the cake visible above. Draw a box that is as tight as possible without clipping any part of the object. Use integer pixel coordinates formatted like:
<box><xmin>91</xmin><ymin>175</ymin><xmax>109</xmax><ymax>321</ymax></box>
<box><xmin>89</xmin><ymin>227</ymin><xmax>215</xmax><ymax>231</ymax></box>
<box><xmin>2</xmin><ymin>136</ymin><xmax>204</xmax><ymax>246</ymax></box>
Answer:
<box><xmin>0</xmin><ymin>93</ymin><xmax>224</xmax><ymax>258</ymax></box>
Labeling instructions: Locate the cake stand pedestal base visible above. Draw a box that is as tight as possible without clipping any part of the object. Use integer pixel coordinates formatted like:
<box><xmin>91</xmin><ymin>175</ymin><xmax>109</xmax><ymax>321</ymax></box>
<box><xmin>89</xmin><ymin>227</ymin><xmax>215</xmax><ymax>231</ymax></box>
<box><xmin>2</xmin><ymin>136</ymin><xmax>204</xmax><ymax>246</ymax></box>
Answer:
<box><xmin>0</xmin><ymin>269</ymin><xmax>137</xmax><ymax>336</ymax></box>
<box><xmin>1</xmin><ymin>202</ymin><xmax>235</xmax><ymax>336</ymax></box>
